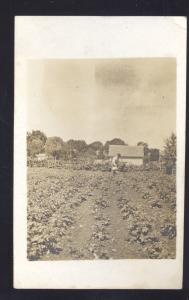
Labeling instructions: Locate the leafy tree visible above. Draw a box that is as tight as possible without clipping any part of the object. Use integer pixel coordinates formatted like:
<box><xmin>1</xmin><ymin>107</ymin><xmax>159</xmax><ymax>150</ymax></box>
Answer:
<box><xmin>137</xmin><ymin>141</ymin><xmax>148</xmax><ymax>148</ymax></box>
<box><xmin>87</xmin><ymin>141</ymin><xmax>104</xmax><ymax>158</ymax></box>
<box><xmin>163</xmin><ymin>133</ymin><xmax>176</xmax><ymax>164</ymax></box>
<box><xmin>67</xmin><ymin>139</ymin><xmax>87</xmax><ymax>154</ymax></box>
<box><xmin>27</xmin><ymin>130</ymin><xmax>47</xmax><ymax>157</ymax></box>
<box><xmin>108</xmin><ymin>138</ymin><xmax>126</xmax><ymax>145</ymax></box>
<box><xmin>59</xmin><ymin>142</ymin><xmax>70</xmax><ymax>160</ymax></box>
<box><xmin>82</xmin><ymin>147</ymin><xmax>96</xmax><ymax>158</ymax></box>
<box><xmin>104</xmin><ymin>138</ymin><xmax>127</xmax><ymax>153</ymax></box>
<box><xmin>27</xmin><ymin>130</ymin><xmax>47</xmax><ymax>144</ymax></box>
<box><xmin>27</xmin><ymin>138</ymin><xmax>44</xmax><ymax>157</ymax></box>
<box><xmin>88</xmin><ymin>141</ymin><xmax>103</xmax><ymax>151</ymax></box>
<box><xmin>45</xmin><ymin>137</ymin><xmax>64</xmax><ymax>159</ymax></box>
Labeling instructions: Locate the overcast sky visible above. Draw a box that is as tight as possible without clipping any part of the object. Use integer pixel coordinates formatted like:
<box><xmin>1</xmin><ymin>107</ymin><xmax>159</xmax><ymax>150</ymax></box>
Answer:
<box><xmin>27</xmin><ymin>58</ymin><xmax>176</xmax><ymax>149</ymax></box>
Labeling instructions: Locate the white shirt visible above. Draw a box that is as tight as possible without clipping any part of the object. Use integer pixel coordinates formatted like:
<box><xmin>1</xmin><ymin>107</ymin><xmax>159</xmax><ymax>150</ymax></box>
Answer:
<box><xmin>112</xmin><ymin>156</ymin><xmax>119</xmax><ymax>167</ymax></box>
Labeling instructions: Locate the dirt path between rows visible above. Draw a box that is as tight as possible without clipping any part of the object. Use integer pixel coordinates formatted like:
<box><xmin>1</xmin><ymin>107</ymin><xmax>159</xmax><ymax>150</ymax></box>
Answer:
<box><xmin>104</xmin><ymin>175</ymin><xmax>144</xmax><ymax>258</ymax></box>
<box><xmin>42</xmin><ymin>172</ymin><xmax>144</xmax><ymax>260</ymax></box>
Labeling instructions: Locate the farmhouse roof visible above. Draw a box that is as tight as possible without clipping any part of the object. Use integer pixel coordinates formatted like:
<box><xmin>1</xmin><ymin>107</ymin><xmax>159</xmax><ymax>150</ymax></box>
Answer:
<box><xmin>108</xmin><ymin>145</ymin><xmax>144</xmax><ymax>158</ymax></box>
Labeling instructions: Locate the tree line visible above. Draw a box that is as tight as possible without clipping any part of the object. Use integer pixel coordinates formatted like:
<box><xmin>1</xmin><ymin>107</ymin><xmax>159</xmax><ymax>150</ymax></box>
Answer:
<box><xmin>27</xmin><ymin>130</ymin><xmax>176</xmax><ymax>164</ymax></box>
<box><xmin>27</xmin><ymin>131</ymin><xmax>129</xmax><ymax>160</ymax></box>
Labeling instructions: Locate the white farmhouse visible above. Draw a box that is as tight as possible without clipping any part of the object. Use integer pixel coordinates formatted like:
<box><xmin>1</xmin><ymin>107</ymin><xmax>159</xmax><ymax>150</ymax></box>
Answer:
<box><xmin>108</xmin><ymin>145</ymin><xmax>144</xmax><ymax>166</ymax></box>
<box><xmin>36</xmin><ymin>153</ymin><xmax>48</xmax><ymax>161</ymax></box>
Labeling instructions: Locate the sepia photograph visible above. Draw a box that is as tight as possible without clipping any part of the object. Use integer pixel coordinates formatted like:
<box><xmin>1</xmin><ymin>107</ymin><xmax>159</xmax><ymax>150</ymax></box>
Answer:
<box><xmin>14</xmin><ymin>16</ymin><xmax>186</xmax><ymax>289</ymax></box>
<box><xmin>27</xmin><ymin>58</ymin><xmax>176</xmax><ymax>261</ymax></box>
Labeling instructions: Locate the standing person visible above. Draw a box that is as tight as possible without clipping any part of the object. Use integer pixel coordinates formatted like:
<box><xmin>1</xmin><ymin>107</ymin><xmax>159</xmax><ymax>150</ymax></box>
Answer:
<box><xmin>111</xmin><ymin>153</ymin><xmax>121</xmax><ymax>175</ymax></box>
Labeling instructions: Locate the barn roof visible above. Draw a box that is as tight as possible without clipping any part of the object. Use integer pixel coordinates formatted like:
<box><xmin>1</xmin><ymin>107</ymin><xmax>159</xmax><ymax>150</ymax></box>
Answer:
<box><xmin>108</xmin><ymin>145</ymin><xmax>144</xmax><ymax>158</ymax></box>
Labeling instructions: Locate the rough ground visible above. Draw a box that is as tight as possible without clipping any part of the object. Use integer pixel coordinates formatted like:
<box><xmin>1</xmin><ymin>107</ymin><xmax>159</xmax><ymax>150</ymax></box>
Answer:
<box><xmin>27</xmin><ymin>168</ymin><xmax>176</xmax><ymax>260</ymax></box>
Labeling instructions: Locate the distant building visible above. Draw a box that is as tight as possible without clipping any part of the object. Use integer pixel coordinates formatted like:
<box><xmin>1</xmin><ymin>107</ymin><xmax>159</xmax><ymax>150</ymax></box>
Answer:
<box><xmin>36</xmin><ymin>153</ymin><xmax>48</xmax><ymax>161</ymax></box>
<box><xmin>149</xmin><ymin>148</ymin><xmax>160</xmax><ymax>161</ymax></box>
<box><xmin>108</xmin><ymin>145</ymin><xmax>144</xmax><ymax>166</ymax></box>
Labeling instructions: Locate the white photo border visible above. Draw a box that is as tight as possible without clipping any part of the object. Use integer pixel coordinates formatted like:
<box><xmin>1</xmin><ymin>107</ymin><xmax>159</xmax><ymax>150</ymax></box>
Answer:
<box><xmin>14</xmin><ymin>16</ymin><xmax>186</xmax><ymax>289</ymax></box>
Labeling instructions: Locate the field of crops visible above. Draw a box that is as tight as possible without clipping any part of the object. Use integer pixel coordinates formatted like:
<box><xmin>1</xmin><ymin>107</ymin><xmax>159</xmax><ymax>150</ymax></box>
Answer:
<box><xmin>27</xmin><ymin>167</ymin><xmax>176</xmax><ymax>260</ymax></box>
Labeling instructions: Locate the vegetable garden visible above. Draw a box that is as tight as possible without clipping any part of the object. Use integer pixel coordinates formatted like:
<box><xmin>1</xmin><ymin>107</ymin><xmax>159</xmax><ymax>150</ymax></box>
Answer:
<box><xmin>27</xmin><ymin>167</ymin><xmax>176</xmax><ymax>260</ymax></box>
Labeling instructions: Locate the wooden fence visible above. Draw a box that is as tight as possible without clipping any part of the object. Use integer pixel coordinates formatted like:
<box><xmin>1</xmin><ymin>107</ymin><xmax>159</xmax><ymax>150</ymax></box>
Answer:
<box><xmin>27</xmin><ymin>158</ymin><xmax>176</xmax><ymax>175</ymax></box>
<box><xmin>27</xmin><ymin>158</ymin><xmax>94</xmax><ymax>170</ymax></box>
